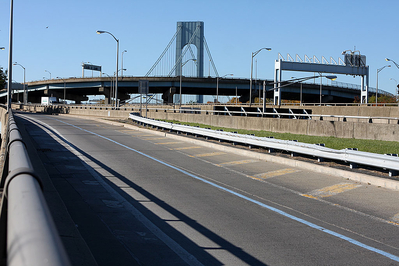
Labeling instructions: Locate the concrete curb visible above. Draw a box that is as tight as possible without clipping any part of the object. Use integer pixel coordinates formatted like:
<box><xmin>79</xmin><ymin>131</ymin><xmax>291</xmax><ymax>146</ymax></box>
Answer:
<box><xmin>63</xmin><ymin>114</ymin><xmax>399</xmax><ymax>191</ymax></box>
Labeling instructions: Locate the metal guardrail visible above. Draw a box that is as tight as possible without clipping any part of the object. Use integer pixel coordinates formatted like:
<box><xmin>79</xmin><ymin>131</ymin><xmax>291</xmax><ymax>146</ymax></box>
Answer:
<box><xmin>0</xmin><ymin>110</ymin><xmax>70</xmax><ymax>266</ymax></box>
<box><xmin>59</xmin><ymin>104</ymin><xmax>399</xmax><ymax>124</ymax></box>
<box><xmin>129</xmin><ymin>114</ymin><xmax>399</xmax><ymax>177</ymax></box>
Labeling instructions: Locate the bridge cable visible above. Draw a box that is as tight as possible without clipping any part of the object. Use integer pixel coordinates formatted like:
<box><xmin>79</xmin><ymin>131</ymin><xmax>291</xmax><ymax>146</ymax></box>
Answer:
<box><xmin>145</xmin><ymin>26</ymin><xmax>182</xmax><ymax>77</ymax></box>
<box><xmin>204</xmin><ymin>37</ymin><xmax>219</xmax><ymax>77</ymax></box>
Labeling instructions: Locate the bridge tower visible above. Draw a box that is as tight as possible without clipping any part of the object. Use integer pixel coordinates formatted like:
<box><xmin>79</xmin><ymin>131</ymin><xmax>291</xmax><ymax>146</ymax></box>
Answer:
<box><xmin>146</xmin><ymin>21</ymin><xmax>218</xmax><ymax>104</ymax></box>
<box><xmin>175</xmin><ymin>21</ymin><xmax>204</xmax><ymax>78</ymax></box>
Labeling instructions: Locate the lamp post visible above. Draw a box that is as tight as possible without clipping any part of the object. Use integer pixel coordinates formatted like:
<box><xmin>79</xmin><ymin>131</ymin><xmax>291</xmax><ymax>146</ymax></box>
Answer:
<box><xmin>0</xmin><ymin>47</ymin><xmax>4</xmax><ymax>50</ymax></box>
<box><xmin>45</xmin><ymin>70</ymin><xmax>51</xmax><ymax>79</ymax></box>
<box><xmin>320</xmin><ymin>75</ymin><xmax>322</xmax><ymax>105</ymax></box>
<box><xmin>250</xmin><ymin>47</ymin><xmax>271</xmax><ymax>106</ymax></box>
<box><xmin>115</xmin><ymin>68</ymin><xmax>126</xmax><ymax>74</ymax></box>
<box><xmin>386</xmin><ymin>58</ymin><xmax>399</xmax><ymax>104</ymax></box>
<box><xmin>386</xmin><ymin>58</ymin><xmax>399</xmax><ymax>69</ymax></box>
<box><xmin>290</xmin><ymin>76</ymin><xmax>304</xmax><ymax>106</ymax></box>
<box><xmin>56</xmin><ymin>77</ymin><xmax>66</xmax><ymax>103</ymax></box>
<box><xmin>319</xmin><ymin>74</ymin><xmax>337</xmax><ymax>105</ymax></box>
<box><xmin>121</xmin><ymin>50</ymin><xmax>127</xmax><ymax>78</ymax></box>
<box><xmin>216</xmin><ymin>74</ymin><xmax>233</xmax><ymax>103</ymax></box>
<box><xmin>7</xmin><ymin>0</ymin><xmax>14</xmax><ymax>110</ymax></box>
<box><xmin>13</xmin><ymin>62</ymin><xmax>26</xmax><ymax>104</ymax></box>
<box><xmin>390</xmin><ymin>78</ymin><xmax>398</xmax><ymax>102</ymax></box>
<box><xmin>112</xmin><ymin>68</ymin><xmax>126</xmax><ymax>104</ymax></box>
<box><xmin>376</xmin><ymin>65</ymin><xmax>391</xmax><ymax>104</ymax></box>
<box><xmin>97</xmin><ymin>30</ymin><xmax>119</xmax><ymax>108</ymax></box>
<box><xmin>179</xmin><ymin>58</ymin><xmax>196</xmax><ymax>109</ymax></box>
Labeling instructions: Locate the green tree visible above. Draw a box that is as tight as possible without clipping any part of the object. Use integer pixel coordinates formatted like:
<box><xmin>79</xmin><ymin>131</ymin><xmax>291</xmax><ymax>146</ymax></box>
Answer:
<box><xmin>0</xmin><ymin>68</ymin><xmax>6</xmax><ymax>90</ymax></box>
<box><xmin>368</xmin><ymin>94</ymin><xmax>398</xmax><ymax>104</ymax></box>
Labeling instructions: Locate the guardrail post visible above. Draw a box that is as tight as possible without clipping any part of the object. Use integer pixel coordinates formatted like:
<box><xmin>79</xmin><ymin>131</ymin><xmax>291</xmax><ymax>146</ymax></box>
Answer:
<box><xmin>350</xmin><ymin>163</ymin><xmax>358</xmax><ymax>169</ymax></box>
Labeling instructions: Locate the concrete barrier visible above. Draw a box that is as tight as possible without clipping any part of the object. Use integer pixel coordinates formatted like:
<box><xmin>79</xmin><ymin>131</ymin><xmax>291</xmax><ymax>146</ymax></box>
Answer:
<box><xmin>17</xmin><ymin>104</ymin><xmax>399</xmax><ymax>142</ymax></box>
<box><xmin>146</xmin><ymin>112</ymin><xmax>399</xmax><ymax>141</ymax></box>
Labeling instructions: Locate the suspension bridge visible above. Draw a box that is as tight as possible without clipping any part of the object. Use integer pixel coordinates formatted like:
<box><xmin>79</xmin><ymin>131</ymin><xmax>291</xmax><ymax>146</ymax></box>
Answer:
<box><xmin>1</xmin><ymin>21</ymin><xmax>393</xmax><ymax>105</ymax></box>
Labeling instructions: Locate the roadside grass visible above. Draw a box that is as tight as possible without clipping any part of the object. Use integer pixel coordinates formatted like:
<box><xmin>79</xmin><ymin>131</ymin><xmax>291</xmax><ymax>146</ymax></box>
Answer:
<box><xmin>162</xmin><ymin>120</ymin><xmax>399</xmax><ymax>155</ymax></box>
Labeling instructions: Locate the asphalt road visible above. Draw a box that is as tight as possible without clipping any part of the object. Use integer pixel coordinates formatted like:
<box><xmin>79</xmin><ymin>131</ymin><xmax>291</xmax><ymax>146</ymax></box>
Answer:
<box><xmin>15</xmin><ymin>112</ymin><xmax>399</xmax><ymax>266</ymax></box>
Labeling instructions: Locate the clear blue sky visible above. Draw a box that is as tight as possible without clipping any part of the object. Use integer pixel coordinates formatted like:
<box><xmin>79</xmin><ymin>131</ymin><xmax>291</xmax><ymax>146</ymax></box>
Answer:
<box><xmin>1</xmin><ymin>0</ymin><xmax>398</xmax><ymax>96</ymax></box>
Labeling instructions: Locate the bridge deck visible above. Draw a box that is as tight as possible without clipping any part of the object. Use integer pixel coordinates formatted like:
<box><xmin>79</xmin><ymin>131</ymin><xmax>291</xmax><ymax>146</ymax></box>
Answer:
<box><xmin>0</xmin><ymin>76</ymin><xmax>383</xmax><ymax>104</ymax></box>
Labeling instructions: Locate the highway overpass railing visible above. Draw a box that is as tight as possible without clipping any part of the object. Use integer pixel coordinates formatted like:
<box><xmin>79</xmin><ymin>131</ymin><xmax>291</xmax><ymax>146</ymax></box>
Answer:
<box><xmin>0</xmin><ymin>109</ymin><xmax>70</xmax><ymax>266</ymax></box>
<box><xmin>129</xmin><ymin>114</ymin><xmax>399</xmax><ymax>177</ymax></box>
<box><xmin>58</xmin><ymin>104</ymin><xmax>399</xmax><ymax>124</ymax></box>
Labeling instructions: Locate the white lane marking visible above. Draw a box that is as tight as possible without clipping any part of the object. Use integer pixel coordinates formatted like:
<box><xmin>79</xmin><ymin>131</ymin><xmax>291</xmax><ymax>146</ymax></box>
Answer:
<box><xmin>32</xmin><ymin>116</ymin><xmax>399</xmax><ymax>263</ymax></box>
<box><xmin>19</xmin><ymin>115</ymin><xmax>203</xmax><ymax>266</ymax></box>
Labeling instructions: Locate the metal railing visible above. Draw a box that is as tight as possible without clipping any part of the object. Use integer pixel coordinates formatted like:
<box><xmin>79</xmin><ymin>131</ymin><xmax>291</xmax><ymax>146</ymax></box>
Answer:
<box><xmin>129</xmin><ymin>114</ymin><xmax>399</xmax><ymax>177</ymax></box>
<box><xmin>0</xmin><ymin>110</ymin><xmax>70</xmax><ymax>266</ymax></box>
<box><xmin>62</xmin><ymin>104</ymin><xmax>399</xmax><ymax>124</ymax></box>
<box><xmin>20</xmin><ymin>103</ymin><xmax>399</xmax><ymax>125</ymax></box>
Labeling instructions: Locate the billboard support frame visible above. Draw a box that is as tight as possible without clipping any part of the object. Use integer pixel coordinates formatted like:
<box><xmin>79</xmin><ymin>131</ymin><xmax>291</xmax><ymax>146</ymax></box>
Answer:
<box><xmin>273</xmin><ymin>57</ymin><xmax>369</xmax><ymax>105</ymax></box>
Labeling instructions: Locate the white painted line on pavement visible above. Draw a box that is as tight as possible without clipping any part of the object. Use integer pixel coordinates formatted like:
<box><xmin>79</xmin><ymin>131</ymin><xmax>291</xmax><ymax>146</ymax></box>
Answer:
<box><xmin>46</xmin><ymin>117</ymin><xmax>399</xmax><ymax>263</ymax></box>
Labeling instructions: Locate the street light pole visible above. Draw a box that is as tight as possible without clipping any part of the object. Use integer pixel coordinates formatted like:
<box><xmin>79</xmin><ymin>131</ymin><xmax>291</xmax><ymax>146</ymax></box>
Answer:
<box><xmin>386</xmin><ymin>58</ymin><xmax>399</xmax><ymax>69</ymax></box>
<box><xmin>121</xmin><ymin>50</ymin><xmax>127</xmax><ymax>78</ymax></box>
<box><xmin>376</xmin><ymin>65</ymin><xmax>391</xmax><ymax>104</ymax></box>
<box><xmin>262</xmin><ymin>81</ymin><xmax>266</xmax><ymax>112</ymax></box>
<box><xmin>13</xmin><ymin>62</ymin><xmax>26</xmax><ymax>104</ymax></box>
<box><xmin>250</xmin><ymin>47</ymin><xmax>271</xmax><ymax>106</ymax></box>
<box><xmin>216</xmin><ymin>74</ymin><xmax>233</xmax><ymax>103</ymax></box>
<box><xmin>300</xmin><ymin>82</ymin><xmax>303</xmax><ymax>106</ymax></box>
<box><xmin>386</xmin><ymin>58</ymin><xmax>399</xmax><ymax>105</ymax></box>
<box><xmin>97</xmin><ymin>30</ymin><xmax>119</xmax><ymax>108</ymax></box>
<box><xmin>7</xmin><ymin>0</ymin><xmax>13</xmax><ymax>110</ymax></box>
<box><xmin>391</xmin><ymin>78</ymin><xmax>399</xmax><ymax>104</ymax></box>
<box><xmin>45</xmin><ymin>70</ymin><xmax>51</xmax><ymax>79</ymax></box>
<box><xmin>320</xmin><ymin>75</ymin><xmax>322</xmax><ymax>105</ymax></box>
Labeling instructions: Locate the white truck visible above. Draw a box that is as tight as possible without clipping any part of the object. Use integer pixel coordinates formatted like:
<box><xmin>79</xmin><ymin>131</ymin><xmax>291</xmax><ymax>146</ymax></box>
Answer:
<box><xmin>41</xmin><ymin>96</ymin><xmax>59</xmax><ymax>105</ymax></box>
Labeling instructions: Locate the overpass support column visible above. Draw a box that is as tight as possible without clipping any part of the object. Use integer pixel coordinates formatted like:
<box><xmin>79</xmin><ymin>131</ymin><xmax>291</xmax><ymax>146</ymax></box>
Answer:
<box><xmin>360</xmin><ymin>69</ymin><xmax>369</xmax><ymax>104</ymax></box>
<box><xmin>162</xmin><ymin>87</ymin><xmax>176</xmax><ymax>104</ymax></box>
<box><xmin>99</xmin><ymin>87</ymin><xmax>111</xmax><ymax>104</ymax></box>
<box><xmin>273</xmin><ymin>60</ymin><xmax>282</xmax><ymax>106</ymax></box>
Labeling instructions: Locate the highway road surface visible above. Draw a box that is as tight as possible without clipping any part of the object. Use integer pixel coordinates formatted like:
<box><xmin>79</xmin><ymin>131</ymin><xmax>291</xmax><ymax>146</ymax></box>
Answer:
<box><xmin>15</xmin><ymin>112</ymin><xmax>399</xmax><ymax>266</ymax></box>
